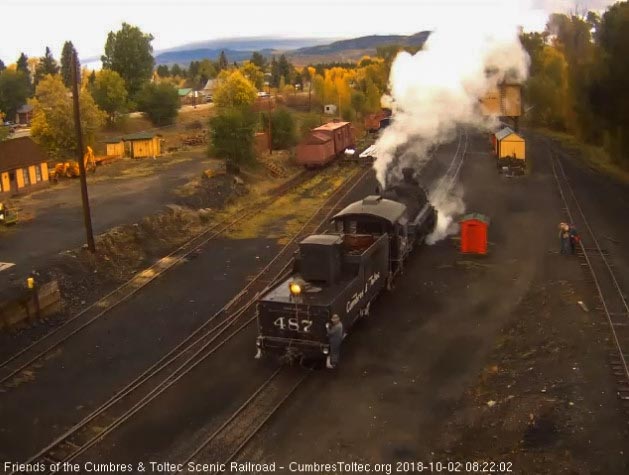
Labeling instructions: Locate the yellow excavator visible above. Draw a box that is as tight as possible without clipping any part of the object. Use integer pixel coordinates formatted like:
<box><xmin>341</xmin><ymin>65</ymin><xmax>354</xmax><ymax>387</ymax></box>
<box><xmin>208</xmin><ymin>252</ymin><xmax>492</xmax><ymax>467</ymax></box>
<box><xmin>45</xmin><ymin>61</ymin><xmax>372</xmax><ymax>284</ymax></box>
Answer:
<box><xmin>51</xmin><ymin>146</ymin><xmax>97</xmax><ymax>180</ymax></box>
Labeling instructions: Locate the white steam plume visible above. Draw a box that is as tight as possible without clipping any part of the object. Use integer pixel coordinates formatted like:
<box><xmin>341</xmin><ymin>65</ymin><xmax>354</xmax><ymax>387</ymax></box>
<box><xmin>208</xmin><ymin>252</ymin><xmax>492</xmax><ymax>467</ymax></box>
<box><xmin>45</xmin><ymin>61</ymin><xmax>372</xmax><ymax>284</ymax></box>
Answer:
<box><xmin>373</xmin><ymin>3</ymin><xmax>530</xmax><ymax>243</ymax></box>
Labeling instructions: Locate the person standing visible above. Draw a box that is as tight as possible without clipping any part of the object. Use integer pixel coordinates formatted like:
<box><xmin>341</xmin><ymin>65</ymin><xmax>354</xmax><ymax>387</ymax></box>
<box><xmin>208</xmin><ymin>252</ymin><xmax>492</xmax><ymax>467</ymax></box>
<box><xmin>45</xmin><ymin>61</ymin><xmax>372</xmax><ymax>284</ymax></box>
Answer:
<box><xmin>326</xmin><ymin>314</ymin><xmax>344</xmax><ymax>369</ymax></box>
<box><xmin>559</xmin><ymin>222</ymin><xmax>571</xmax><ymax>255</ymax></box>
<box><xmin>568</xmin><ymin>225</ymin><xmax>580</xmax><ymax>254</ymax></box>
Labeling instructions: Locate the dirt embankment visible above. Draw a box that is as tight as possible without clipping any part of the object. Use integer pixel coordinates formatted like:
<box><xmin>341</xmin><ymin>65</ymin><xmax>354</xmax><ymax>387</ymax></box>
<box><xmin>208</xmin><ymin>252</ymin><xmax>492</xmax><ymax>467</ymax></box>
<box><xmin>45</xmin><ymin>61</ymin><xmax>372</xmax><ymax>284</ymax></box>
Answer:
<box><xmin>434</xmin><ymin>259</ymin><xmax>629</xmax><ymax>474</ymax></box>
<box><xmin>45</xmin><ymin>172</ymin><xmax>246</xmax><ymax>312</ymax></box>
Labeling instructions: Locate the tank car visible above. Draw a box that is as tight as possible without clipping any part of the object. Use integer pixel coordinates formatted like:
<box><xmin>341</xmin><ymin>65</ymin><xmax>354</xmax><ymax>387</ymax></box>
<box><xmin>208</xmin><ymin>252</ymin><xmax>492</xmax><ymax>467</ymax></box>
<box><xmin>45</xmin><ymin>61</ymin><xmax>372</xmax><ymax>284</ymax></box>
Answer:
<box><xmin>254</xmin><ymin>171</ymin><xmax>436</xmax><ymax>364</ymax></box>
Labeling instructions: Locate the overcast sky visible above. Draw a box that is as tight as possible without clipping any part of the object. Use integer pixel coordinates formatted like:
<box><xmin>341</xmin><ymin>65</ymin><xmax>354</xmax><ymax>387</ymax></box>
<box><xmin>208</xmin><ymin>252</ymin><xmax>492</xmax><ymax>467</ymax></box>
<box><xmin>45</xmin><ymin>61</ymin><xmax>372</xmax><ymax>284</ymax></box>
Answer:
<box><xmin>0</xmin><ymin>0</ymin><xmax>617</xmax><ymax>63</ymax></box>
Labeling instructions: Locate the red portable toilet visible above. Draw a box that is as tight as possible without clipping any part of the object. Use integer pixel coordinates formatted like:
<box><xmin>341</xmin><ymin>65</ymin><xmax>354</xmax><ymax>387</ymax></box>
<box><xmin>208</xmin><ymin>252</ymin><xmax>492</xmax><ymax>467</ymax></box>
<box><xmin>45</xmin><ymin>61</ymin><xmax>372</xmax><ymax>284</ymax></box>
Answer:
<box><xmin>460</xmin><ymin>213</ymin><xmax>490</xmax><ymax>254</ymax></box>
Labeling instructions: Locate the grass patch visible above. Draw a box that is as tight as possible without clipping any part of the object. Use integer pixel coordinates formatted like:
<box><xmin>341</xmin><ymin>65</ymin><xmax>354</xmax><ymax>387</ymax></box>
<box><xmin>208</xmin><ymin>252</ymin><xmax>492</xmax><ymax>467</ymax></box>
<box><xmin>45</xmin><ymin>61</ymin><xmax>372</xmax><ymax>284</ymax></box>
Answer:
<box><xmin>221</xmin><ymin>165</ymin><xmax>355</xmax><ymax>241</ymax></box>
<box><xmin>535</xmin><ymin>128</ymin><xmax>629</xmax><ymax>184</ymax></box>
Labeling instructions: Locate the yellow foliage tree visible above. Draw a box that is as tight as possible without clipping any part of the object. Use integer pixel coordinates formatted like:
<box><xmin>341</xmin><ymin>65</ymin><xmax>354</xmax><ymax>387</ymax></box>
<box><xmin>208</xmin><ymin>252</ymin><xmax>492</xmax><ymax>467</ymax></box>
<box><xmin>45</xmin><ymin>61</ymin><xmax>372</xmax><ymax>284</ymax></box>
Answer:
<box><xmin>239</xmin><ymin>61</ymin><xmax>264</xmax><ymax>90</ymax></box>
<box><xmin>213</xmin><ymin>69</ymin><xmax>257</xmax><ymax>108</ymax></box>
<box><xmin>30</xmin><ymin>74</ymin><xmax>105</xmax><ymax>159</ymax></box>
<box><xmin>526</xmin><ymin>45</ymin><xmax>570</xmax><ymax>129</ymax></box>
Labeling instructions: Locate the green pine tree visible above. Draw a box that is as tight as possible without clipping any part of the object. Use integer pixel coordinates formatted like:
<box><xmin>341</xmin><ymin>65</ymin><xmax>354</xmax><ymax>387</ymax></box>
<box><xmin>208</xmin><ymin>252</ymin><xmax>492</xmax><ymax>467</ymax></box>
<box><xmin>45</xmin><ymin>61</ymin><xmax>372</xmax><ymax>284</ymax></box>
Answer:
<box><xmin>60</xmin><ymin>41</ymin><xmax>77</xmax><ymax>87</ymax></box>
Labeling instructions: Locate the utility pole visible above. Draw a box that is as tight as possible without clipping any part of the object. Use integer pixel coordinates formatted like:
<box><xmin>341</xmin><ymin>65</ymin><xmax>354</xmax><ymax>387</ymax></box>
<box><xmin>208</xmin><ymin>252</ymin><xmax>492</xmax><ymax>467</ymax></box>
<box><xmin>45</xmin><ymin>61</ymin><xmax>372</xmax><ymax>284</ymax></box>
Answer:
<box><xmin>71</xmin><ymin>50</ymin><xmax>96</xmax><ymax>252</ymax></box>
<box><xmin>267</xmin><ymin>83</ymin><xmax>273</xmax><ymax>154</ymax></box>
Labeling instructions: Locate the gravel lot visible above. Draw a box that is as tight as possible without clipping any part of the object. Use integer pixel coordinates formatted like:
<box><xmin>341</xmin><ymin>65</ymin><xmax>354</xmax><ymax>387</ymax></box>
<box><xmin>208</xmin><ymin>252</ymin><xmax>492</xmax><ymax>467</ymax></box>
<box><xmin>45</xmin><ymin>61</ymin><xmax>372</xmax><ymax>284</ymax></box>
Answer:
<box><xmin>2</xmin><ymin>130</ymin><xmax>628</xmax><ymax>474</ymax></box>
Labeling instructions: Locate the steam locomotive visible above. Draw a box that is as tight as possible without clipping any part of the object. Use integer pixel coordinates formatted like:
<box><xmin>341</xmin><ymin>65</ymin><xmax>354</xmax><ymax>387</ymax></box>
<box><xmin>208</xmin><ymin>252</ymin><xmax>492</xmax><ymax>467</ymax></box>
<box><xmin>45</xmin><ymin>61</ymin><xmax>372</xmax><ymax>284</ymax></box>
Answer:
<box><xmin>254</xmin><ymin>169</ymin><xmax>437</xmax><ymax>364</ymax></box>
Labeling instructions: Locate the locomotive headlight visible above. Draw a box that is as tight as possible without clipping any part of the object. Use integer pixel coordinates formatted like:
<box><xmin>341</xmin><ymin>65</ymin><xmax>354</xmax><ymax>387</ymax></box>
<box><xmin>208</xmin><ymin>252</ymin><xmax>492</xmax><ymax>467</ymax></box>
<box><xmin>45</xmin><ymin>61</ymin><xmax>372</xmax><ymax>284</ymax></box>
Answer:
<box><xmin>289</xmin><ymin>282</ymin><xmax>302</xmax><ymax>296</ymax></box>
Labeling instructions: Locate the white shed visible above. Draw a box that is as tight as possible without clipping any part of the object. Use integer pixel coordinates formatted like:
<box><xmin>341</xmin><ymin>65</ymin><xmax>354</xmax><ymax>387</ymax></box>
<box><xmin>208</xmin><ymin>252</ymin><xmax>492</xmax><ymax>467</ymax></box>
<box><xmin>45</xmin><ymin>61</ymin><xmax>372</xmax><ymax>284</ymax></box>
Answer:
<box><xmin>324</xmin><ymin>104</ymin><xmax>337</xmax><ymax>115</ymax></box>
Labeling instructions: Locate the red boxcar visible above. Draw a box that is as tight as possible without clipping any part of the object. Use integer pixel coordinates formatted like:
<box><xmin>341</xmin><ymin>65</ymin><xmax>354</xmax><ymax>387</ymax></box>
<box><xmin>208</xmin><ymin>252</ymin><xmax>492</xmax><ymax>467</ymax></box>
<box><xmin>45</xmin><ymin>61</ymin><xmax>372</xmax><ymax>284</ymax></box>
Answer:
<box><xmin>364</xmin><ymin>109</ymin><xmax>392</xmax><ymax>132</ymax></box>
<box><xmin>296</xmin><ymin>121</ymin><xmax>355</xmax><ymax>167</ymax></box>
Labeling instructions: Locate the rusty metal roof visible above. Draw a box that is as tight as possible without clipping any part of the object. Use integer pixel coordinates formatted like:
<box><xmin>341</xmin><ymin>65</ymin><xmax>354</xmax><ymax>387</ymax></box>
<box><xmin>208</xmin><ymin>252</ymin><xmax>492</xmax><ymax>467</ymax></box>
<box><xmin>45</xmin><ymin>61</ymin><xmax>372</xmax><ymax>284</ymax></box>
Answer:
<box><xmin>304</xmin><ymin>132</ymin><xmax>332</xmax><ymax>145</ymax></box>
<box><xmin>0</xmin><ymin>137</ymin><xmax>48</xmax><ymax>172</ymax></box>
<box><xmin>314</xmin><ymin>121</ymin><xmax>351</xmax><ymax>132</ymax></box>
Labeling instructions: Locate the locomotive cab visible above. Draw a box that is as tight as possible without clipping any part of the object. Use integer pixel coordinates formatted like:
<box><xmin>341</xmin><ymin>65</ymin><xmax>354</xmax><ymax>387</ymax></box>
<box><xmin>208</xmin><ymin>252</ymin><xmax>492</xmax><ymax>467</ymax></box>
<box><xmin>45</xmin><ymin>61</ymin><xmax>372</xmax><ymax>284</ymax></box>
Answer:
<box><xmin>332</xmin><ymin>195</ymin><xmax>410</xmax><ymax>276</ymax></box>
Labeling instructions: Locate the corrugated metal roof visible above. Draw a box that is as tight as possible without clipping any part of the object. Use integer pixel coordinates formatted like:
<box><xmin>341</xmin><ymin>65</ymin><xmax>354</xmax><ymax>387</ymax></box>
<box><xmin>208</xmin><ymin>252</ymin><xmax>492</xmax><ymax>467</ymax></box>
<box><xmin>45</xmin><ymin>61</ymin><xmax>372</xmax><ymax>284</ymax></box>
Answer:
<box><xmin>0</xmin><ymin>137</ymin><xmax>48</xmax><ymax>172</ymax></box>
<box><xmin>121</xmin><ymin>132</ymin><xmax>161</xmax><ymax>141</ymax></box>
<box><xmin>495</xmin><ymin>127</ymin><xmax>515</xmax><ymax>140</ymax></box>
<box><xmin>178</xmin><ymin>88</ymin><xmax>193</xmax><ymax>96</ymax></box>
<box><xmin>102</xmin><ymin>137</ymin><xmax>123</xmax><ymax>144</ymax></box>
<box><xmin>333</xmin><ymin>196</ymin><xmax>406</xmax><ymax>225</ymax></box>
<box><xmin>314</xmin><ymin>121</ymin><xmax>350</xmax><ymax>132</ymax></box>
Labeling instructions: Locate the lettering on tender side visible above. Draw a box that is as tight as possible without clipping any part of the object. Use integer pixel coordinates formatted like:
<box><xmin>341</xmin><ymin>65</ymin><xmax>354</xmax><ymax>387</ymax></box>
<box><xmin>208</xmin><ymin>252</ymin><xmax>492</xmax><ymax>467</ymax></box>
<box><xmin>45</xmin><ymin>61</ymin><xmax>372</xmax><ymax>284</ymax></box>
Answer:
<box><xmin>346</xmin><ymin>271</ymin><xmax>380</xmax><ymax>313</ymax></box>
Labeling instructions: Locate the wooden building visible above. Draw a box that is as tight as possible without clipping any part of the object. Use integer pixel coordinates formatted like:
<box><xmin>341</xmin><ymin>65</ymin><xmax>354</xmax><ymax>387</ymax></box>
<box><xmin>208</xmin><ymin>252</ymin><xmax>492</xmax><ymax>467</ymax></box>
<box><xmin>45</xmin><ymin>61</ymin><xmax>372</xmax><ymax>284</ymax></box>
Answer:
<box><xmin>254</xmin><ymin>132</ymin><xmax>270</xmax><ymax>155</ymax></box>
<box><xmin>16</xmin><ymin>104</ymin><xmax>34</xmax><ymax>126</ymax></box>
<box><xmin>495</xmin><ymin>127</ymin><xmax>525</xmax><ymax>160</ymax></box>
<box><xmin>103</xmin><ymin>137</ymin><xmax>125</xmax><ymax>157</ymax></box>
<box><xmin>0</xmin><ymin>137</ymin><xmax>49</xmax><ymax>196</ymax></box>
<box><xmin>480</xmin><ymin>83</ymin><xmax>522</xmax><ymax>130</ymax></box>
<box><xmin>123</xmin><ymin>132</ymin><xmax>162</xmax><ymax>159</ymax></box>
<box><xmin>178</xmin><ymin>88</ymin><xmax>195</xmax><ymax>105</ymax></box>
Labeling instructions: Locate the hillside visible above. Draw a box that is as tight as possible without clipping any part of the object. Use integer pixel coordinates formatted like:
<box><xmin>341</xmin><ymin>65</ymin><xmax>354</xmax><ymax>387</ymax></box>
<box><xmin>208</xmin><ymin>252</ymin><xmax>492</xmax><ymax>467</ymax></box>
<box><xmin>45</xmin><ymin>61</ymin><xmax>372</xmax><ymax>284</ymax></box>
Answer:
<box><xmin>151</xmin><ymin>31</ymin><xmax>431</xmax><ymax>66</ymax></box>
<box><xmin>292</xmin><ymin>31</ymin><xmax>431</xmax><ymax>56</ymax></box>
<box><xmin>155</xmin><ymin>48</ymin><xmax>277</xmax><ymax>65</ymax></box>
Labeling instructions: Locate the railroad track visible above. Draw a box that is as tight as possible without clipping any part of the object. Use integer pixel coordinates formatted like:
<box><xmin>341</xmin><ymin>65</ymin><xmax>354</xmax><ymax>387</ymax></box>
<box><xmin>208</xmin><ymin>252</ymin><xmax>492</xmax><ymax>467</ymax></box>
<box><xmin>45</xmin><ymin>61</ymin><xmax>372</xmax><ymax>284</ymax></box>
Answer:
<box><xmin>12</xmin><ymin>165</ymin><xmax>372</xmax><ymax>474</ymax></box>
<box><xmin>548</xmin><ymin>141</ymin><xmax>629</xmax><ymax>413</ymax></box>
<box><xmin>0</xmin><ymin>170</ymin><xmax>315</xmax><ymax>388</ymax></box>
<box><xmin>429</xmin><ymin>127</ymin><xmax>468</xmax><ymax>190</ymax></box>
<box><xmin>447</xmin><ymin>128</ymin><xmax>469</xmax><ymax>187</ymax></box>
<box><xmin>176</xmin><ymin>367</ymin><xmax>310</xmax><ymax>474</ymax></box>
<box><xmin>170</xmin><ymin>132</ymin><xmax>473</xmax><ymax>470</ymax></box>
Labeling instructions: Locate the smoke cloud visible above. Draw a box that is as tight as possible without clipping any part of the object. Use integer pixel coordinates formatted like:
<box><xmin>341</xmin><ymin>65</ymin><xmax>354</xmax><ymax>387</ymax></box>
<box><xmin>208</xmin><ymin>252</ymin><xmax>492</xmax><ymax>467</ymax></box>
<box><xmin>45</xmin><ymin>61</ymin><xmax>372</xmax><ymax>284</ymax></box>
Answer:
<box><xmin>373</xmin><ymin>2</ymin><xmax>530</xmax><ymax>243</ymax></box>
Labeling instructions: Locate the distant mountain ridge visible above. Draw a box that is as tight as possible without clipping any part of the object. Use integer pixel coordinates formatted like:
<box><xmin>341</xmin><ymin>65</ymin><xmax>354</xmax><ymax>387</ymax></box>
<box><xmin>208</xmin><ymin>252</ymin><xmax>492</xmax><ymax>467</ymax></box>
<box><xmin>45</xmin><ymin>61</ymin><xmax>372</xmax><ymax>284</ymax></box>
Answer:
<box><xmin>149</xmin><ymin>31</ymin><xmax>432</xmax><ymax>66</ymax></box>
<box><xmin>292</xmin><ymin>31</ymin><xmax>431</xmax><ymax>56</ymax></box>
<box><xmin>155</xmin><ymin>48</ymin><xmax>277</xmax><ymax>65</ymax></box>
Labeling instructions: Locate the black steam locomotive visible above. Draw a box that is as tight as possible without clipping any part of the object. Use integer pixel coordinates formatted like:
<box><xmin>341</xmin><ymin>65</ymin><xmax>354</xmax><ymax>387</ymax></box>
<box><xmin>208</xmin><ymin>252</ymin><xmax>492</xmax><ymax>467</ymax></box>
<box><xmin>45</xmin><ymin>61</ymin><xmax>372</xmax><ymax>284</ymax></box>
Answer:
<box><xmin>254</xmin><ymin>170</ymin><xmax>437</xmax><ymax>364</ymax></box>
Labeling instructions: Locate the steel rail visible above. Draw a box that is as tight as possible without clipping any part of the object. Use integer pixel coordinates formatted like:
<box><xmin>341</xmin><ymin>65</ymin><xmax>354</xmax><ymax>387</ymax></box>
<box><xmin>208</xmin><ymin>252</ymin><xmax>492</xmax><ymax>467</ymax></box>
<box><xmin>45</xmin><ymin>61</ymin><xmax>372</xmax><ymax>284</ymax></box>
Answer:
<box><xmin>434</xmin><ymin>129</ymin><xmax>464</xmax><ymax>190</ymax></box>
<box><xmin>0</xmin><ymin>170</ymin><xmax>315</xmax><ymax>387</ymax></box>
<box><xmin>13</xmin><ymin>165</ymin><xmax>372</xmax><ymax>474</ymax></box>
<box><xmin>174</xmin><ymin>132</ymin><xmax>473</xmax><ymax>471</ymax></box>
<box><xmin>449</xmin><ymin>129</ymin><xmax>469</xmax><ymax>186</ymax></box>
<box><xmin>175</xmin><ymin>367</ymin><xmax>309</xmax><ymax>474</ymax></box>
<box><xmin>547</xmin><ymin>141</ymin><xmax>629</xmax><ymax>384</ymax></box>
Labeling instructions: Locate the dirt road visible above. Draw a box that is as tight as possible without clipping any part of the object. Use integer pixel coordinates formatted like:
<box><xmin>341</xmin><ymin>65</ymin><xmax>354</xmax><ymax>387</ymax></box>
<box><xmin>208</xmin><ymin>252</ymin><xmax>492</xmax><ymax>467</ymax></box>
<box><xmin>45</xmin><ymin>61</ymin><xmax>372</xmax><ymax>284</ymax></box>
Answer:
<box><xmin>0</xmin><ymin>151</ymin><xmax>215</xmax><ymax>274</ymax></box>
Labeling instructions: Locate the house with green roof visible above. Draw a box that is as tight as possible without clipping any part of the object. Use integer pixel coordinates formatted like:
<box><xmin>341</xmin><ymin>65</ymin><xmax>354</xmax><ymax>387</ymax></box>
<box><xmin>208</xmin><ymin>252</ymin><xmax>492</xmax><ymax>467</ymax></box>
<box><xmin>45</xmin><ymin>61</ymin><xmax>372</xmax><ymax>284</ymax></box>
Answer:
<box><xmin>178</xmin><ymin>88</ymin><xmax>195</xmax><ymax>105</ymax></box>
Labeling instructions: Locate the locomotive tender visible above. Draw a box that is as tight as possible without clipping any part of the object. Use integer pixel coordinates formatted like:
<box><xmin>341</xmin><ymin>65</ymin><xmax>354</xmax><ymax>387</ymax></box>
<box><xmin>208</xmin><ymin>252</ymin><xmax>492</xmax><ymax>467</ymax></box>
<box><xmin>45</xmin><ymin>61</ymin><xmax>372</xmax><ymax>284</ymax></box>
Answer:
<box><xmin>255</xmin><ymin>170</ymin><xmax>437</xmax><ymax>364</ymax></box>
